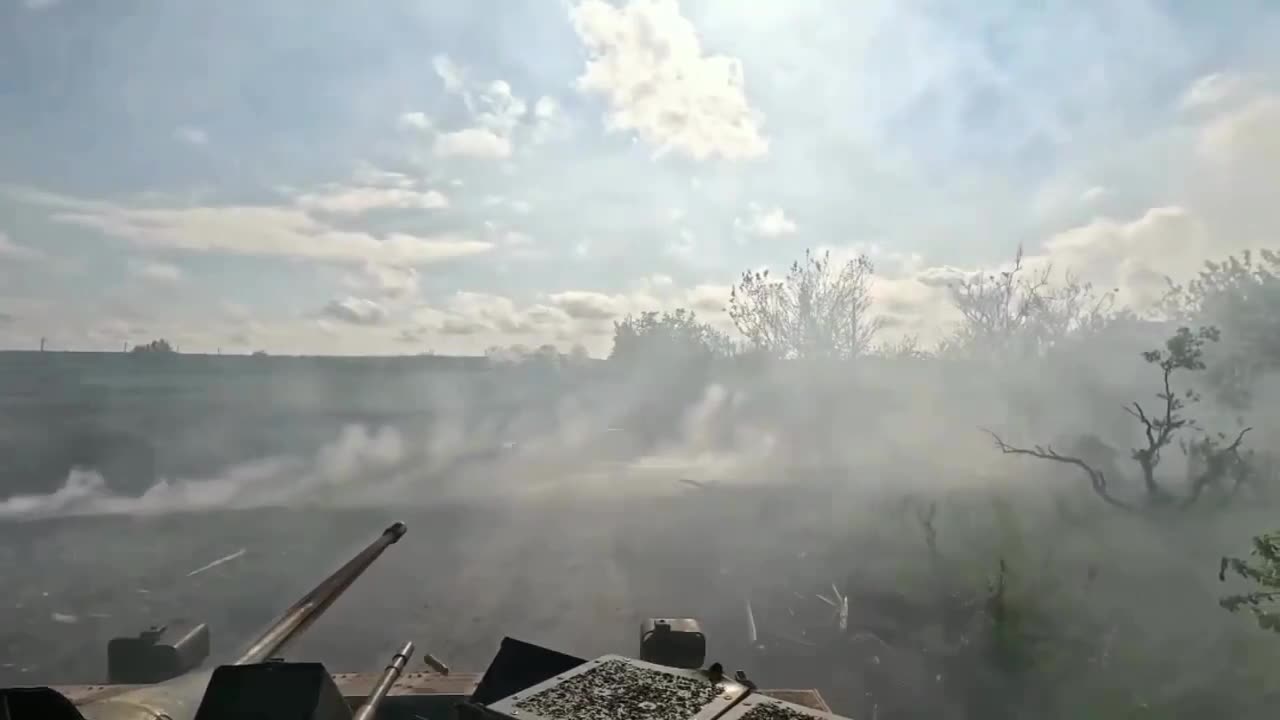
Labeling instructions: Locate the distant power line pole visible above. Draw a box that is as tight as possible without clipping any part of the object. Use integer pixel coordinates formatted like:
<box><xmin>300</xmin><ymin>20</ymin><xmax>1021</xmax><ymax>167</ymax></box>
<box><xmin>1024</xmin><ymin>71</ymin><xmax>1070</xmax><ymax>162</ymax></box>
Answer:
<box><xmin>39</xmin><ymin>337</ymin><xmax>46</xmax><ymax>352</ymax></box>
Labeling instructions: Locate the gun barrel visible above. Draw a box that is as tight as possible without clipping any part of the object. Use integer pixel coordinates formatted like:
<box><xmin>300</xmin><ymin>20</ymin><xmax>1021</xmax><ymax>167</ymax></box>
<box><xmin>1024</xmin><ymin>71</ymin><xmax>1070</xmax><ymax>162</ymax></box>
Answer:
<box><xmin>234</xmin><ymin>521</ymin><xmax>407</xmax><ymax>665</ymax></box>
<box><xmin>352</xmin><ymin>641</ymin><xmax>415</xmax><ymax>720</ymax></box>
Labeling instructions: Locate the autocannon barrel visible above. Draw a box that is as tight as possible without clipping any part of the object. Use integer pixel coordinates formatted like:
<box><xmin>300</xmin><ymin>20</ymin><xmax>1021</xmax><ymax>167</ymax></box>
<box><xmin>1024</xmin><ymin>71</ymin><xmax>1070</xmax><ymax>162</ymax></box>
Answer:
<box><xmin>77</xmin><ymin>522</ymin><xmax>408</xmax><ymax>720</ymax></box>
<box><xmin>352</xmin><ymin>641</ymin><xmax>415</xmax><ymax>720</ymax></box>
<box><xmin>235</xmin><ymin>521</ymin><xmax>407</xmax><ymax>665</ymax></box>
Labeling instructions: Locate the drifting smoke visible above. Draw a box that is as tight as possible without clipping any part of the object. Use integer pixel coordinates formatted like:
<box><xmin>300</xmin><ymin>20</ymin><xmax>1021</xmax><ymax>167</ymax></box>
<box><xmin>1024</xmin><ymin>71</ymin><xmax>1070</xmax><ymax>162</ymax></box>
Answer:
<box><xmin>2</xmin><ymin>346</ymin><xmax>1280</xmax><ymax>717</ymax></box>
<box><xmin>0</xmin><ymin>425</ymin><xmax>406</xmax><ymax>520</ymax></box>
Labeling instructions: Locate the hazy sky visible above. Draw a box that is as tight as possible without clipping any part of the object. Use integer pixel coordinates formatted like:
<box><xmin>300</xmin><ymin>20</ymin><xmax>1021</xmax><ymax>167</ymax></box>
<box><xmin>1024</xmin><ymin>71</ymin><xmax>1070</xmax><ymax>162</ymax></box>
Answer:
<box><xmin>1</xmin><ymin>0</ymin><xmax>1278</xmax><ymax>355</ymax></box>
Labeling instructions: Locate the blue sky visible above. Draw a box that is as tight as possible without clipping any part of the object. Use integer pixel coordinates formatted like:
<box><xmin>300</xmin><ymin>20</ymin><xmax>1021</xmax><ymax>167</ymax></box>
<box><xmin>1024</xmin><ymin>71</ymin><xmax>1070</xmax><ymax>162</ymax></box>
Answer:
<box><xmin>1</xmin><ymin>0</ymin><xmax>1278</xmax><ymax>355</ymax></box>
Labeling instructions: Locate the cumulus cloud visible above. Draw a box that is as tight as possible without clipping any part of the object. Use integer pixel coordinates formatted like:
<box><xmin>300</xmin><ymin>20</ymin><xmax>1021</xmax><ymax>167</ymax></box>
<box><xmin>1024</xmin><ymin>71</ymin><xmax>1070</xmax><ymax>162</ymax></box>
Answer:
<box><xmin>414</xmin><ymin>293</ymin><xmax>571</xmax><ymax>338</ymax></box>
<box><xmin>420</xmin><ymin>54</ymin><xmax>535</xmax><ymax>159</ymax></box>
<box><xmin>396</xmin><ymin>112</ymin><xmax>432</xmax><ymax>132</ymax></box>
<box><xmin>547</xmin><ymin>291</ymin><xmax>621</xmax><ymax>321</ymax></box>
<box><xmin>1197</xmin><ymin>94</ymin><xmax>1280</xmax><ymax>170</ymax></box>
<box><xmin>570</xmin><ymin>0</ymin><xmax>768</xmax><ymax>161</ymax></box>
<box><xmin>434</xmin><ymin>128</ymin><xmax>512</xmax><ymax>159</ymax></box>
<box><xmin>856</xmin><ymin>205</ymin><xmax>1220</xmax><ymax>347</ymax></box>
<box><xmin>12</xmin><ymin>8</ymin><xmax>1280</xmax><ymax>359</ymax></box>
<box><xmin>849</xmin><ymin>208</ymin><xmax>1207</xmax><ymax>344</ymax></box>
<box><xmin>320</xmin><ymin>297</ymin><xmax>388</xmax><ymax>326</ymax></box>
<box><xmin>846</xmin><ymin>76</ymin><xmax>1280</xmax><ymax>347</ymax></box>
<box><xmin>396</xmin><ymin>279</ymin><xmax>733</xmax><ymax>355</ymax></box>
<box><xmin>343</xmin><ymin>262</ymin><xmax>420</xmax><ymax>301</ymax></box>
<box><xmin>12</xmin><ymin>189</ymin><xmax>493</xmax><ymax>267</ymax></box>
<box><xmin>737</xmin><ymin>204</ymin><xmax>797</xmax><ymax>237</ymax></box>
<box><xmin>1041</xmin><ymin>207</ymin><xmax>1205</xmax><ymax>307</ymax></box>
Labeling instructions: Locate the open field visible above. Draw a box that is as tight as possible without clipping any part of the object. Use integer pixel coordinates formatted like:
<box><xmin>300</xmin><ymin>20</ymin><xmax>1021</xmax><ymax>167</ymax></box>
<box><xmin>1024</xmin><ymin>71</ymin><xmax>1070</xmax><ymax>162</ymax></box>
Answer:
<box><xmin>5</xmin><ymin>352</ymin><xmax>1280</xmax><ymax>718</ymax></box>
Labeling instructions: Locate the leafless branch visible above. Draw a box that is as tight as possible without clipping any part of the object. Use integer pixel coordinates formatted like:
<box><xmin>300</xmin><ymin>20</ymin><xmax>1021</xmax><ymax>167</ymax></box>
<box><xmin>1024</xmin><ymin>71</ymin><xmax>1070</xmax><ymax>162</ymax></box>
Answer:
<box><xmin>984</xmin><ymin>429</ymin><xmax>1136</xmax><ymax>512</ymax></box>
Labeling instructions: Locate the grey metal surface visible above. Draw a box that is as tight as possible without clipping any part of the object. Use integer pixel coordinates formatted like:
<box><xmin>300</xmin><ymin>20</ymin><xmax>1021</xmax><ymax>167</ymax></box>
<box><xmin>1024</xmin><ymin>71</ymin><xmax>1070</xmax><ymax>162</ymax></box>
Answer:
<box><xmin>50</xmin><ymin>671</ymin><xmax>482</xmax><ymax>704</ymax></box>
<box><xmin>486</xmin><ymin>655</ymin><xmax>749</xmax><ymax>720</ymax></box>
<box><xmin>717</xmin><ymin>692</ymin><xmax>850</xmax><ymax>720</ymax></box>
<box><xmin>50</xmin><ymin>672</ymin><xmax>834</xmax><ymax>716</ymax></box>
<box><xmin>352</xmin><ymin>641</ymin><xmax>415</xmax><ymax>720</ymax></box>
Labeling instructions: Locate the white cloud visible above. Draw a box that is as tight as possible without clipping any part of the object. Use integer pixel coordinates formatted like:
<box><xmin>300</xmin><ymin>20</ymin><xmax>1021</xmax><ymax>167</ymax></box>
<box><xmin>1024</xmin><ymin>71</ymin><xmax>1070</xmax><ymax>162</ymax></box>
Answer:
<box><xmin>295</xmin><ymin>186</ymin><xmax>449</xmax><ymax>214</ymax></box>
<box><xmin>22</xmin><ymin>0</ymin><xmax>59</xmax><ymax>11</ymax></box>
<box><xmin>737</xmin><ymin>204</ymin><xmax>797</xmax><ymax>237</ymax></box>
<box><xmin>174</xmin><ymin>126</ymin><xmax>209</xmax><ymax>146</ymax></box>
<box><xmin>425</xmin><ymin>54</ymin><xmax>534</xmax><ymax>158</ymax></box>
<box><xmin>342</xmin><ymin>262</ymin><xmax>420</xmax><ymax>301</ymax></box>
<box><xmin>350</xmin><ymin>165</ymin><xmax>416</xmax><ymax>189</ymax></box>
<box><xmin>320</xmin><ymin>297</ymin><xmax>388</xmax><ymax>326</ymax></box>
<box><xmin>547</xmin><ymin>291</ymin><xmax>622</xmax><ymax>321</ymax></box>
<box><xmin>129</xmin><ymin>260</ymin><xmax>184</xmax><ymax>284</ymax></box>
<box><xmin>396</xmin><ymin>112</ymin><xmax>433</xmax><ymax>132</ymax></box>
<box><xmin>854</xmin><ymin>79</ymin><xmax>1280</xmax><ymax>346</ymax></box>
<box><xmin>0</xmin><ymin>232</ymin><xmax>41</xmax><ymax>262</ymax></box>
<box><xmin>1079</xmin><ymin>186</ymin><xmax>1107</xmax><ymax>205</ymax></box>
<box><xmin>433</xmin><ymin>55</ymin><xmax>466</xmax><ymax>94</ymax></box>
<box><xmin>504</xmin><ymin>231</ymin><xmax>533</xmax><ymax>246</ymax></box>
<box><xmin>1180</xmin><ymin>72</ymin><xmax>1251</xmax><ymax>111</ymax></box>
<box><xmin>433</xmin><ymin>128</ymin><xmax>512</xmax><ymax>159</ymax></box>
<box><xmin>14</xmin><ymin>189</ymin><xmax>493</xmax><ymax>267</ymax></box>
<box><xmin>665</xmin><ymin>228</ymin><xmax>696</xmax><ymax>259</ymax></box>
<box><xmin>570</xmin><ymin>0</ymin><xmax>768</xmax><ymax>161</ymax></box>
<box><xmin>1191</xmin><ymin>91</ymin><xmax>1280</xmax><ymax>250</ymax></box>
<box><xmin>854</xmin><ymin>206</ymin><xmax>1215</xmax><ymax>347</ymax></box>
<box><xmin>395</xmin><ymin>278</ymin><xmax>734</xmax><ymax>355</ymax></box>
<box><xmin>475</xmin><ymin>79</ymin><xmax>529</xmax><ymax>135</ymax></box>
<box><xmin>534</xmin><ymin>96</ymin><xmax>558</xmax><ymax>119</ymax></box>
<box><xmin>414</xmin><ymin>292</ymin><xmax>572</xmax><ymax>338</ymax></box>
<box><xmin>1197</xmin><ymin>94</ymin><xmax>1280</xmax><ymax>168</ymax></box>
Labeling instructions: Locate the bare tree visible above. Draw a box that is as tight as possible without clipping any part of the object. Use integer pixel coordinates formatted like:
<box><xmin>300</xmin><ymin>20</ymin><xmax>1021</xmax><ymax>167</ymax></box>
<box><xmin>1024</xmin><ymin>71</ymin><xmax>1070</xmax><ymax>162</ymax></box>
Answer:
<box><xmin>729</xmin><ymin>249</ymin><xmax>883</xmax><ymax>360</ymax></box>
<box><xmin>985</xmin><ymin>430</ymin><xmax>1136</xmax><ymax>511</ymax></box>
<box><xmin>987</xmin><ymin>326</ymin><xmax>1252</xmax><ymax>509</ymax></box>
<box><xmin>876</xmin><ymin>334</ymin><xmax>932</xmax><ymax>360</ymax></box>
<box><xmin>946</xmin><ymin>245</ymin><xmax>1121</xmax><ymax>359</ymax></box>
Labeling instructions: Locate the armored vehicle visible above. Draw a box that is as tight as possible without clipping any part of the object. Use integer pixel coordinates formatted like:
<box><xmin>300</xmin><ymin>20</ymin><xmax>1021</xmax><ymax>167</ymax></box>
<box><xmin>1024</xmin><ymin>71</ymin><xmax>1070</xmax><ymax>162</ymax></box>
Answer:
<box><xmin>0</xmin><ymin>522</ymin><xmax>844</xmax><ymax>720</ymax></box>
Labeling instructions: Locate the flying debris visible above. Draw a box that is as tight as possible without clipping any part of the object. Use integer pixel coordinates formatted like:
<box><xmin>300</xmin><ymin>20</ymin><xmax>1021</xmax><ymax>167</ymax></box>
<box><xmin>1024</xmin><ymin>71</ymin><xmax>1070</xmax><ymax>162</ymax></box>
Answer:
<box><xmin>185</xmin><ymin>548</ymin><xmax>247</xmax><ymax>578</ymax></box>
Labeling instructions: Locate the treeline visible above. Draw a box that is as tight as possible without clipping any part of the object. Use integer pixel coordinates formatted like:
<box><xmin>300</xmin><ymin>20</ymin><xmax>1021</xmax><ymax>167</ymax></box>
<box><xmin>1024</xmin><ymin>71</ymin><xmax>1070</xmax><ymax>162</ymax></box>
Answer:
<box><xmin>610</xmin><ymin>246</ymin><xmax>1280</xmax><ymax>384</ymax></box>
